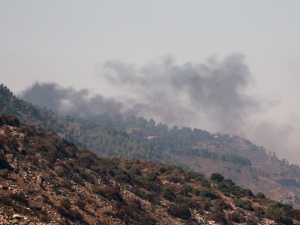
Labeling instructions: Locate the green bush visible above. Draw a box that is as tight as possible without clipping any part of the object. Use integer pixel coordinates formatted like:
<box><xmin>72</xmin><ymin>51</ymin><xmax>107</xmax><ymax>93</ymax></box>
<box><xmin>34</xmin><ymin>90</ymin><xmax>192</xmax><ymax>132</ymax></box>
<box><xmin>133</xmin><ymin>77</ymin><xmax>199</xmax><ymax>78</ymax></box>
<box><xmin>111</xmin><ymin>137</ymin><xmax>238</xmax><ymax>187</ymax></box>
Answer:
<box><xmin>210</xmin><ymin>173</ymin><xmax>224</xmax><ymax>182</ymax></box>
<box><xmin>168</xmin><ymin>203</ymin><xmax>191</xmax><ymax>220</ymax></box>
<box><xmin>200</xmin><ymin>189</ymin><xmax>219</xmax><ymax>200</ymax></box>
<box><xmin>227</xmin><ymin>212</ymin><xmax>243</xmax><ymax>223</ymax></box>
<box><xmin>255</xmin><ymin>192</ymin><xmax>266</xmax><ymax>199</ymax></box>
<box><xmin>209</xmin><ymin>210</ymin><xmax>227</xmax><ymax>224</ymax></box>
<box><xmin>162</xmin><ymin>188</ymin><xmax>176</xmax><ymax>201</ymax></box>
<box><xmin>234</xmin><ymin>199</ymin><xmax>254</xmax><ymax>211</ymax></box>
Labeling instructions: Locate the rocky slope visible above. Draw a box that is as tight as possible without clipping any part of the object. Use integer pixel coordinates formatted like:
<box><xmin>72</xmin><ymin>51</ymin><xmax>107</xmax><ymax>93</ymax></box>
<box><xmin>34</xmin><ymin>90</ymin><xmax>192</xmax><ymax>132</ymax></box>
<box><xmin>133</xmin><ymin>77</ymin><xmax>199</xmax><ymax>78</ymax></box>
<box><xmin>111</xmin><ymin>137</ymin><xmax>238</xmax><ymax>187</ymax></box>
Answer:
<box><xmin>1</xmin><ymin>113</ymin><xmax>300</xmax><ymax>224</ymax></box>
<box><xmin>166</xmin><ymin>133</ymin><xmax>300</xmax><ymax>208</ymax></box>
<box><xmin>1</xmin><ymin>83</ymin><xmax>300</xmax><ymax>209</ymax></box>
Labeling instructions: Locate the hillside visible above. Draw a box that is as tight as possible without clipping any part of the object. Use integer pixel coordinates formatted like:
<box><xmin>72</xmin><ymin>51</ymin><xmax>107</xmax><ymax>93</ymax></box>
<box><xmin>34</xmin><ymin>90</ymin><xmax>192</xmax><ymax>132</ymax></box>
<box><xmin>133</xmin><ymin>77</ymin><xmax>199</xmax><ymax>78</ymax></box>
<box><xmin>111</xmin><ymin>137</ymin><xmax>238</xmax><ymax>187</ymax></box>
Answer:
<box><xmin>0</xmin><ymin>84</ymin><xmax>182</xmax><ymax>167</ymax></box>
<box><xmin>1</xmin><ymin>113</ymin><xmax>300</xmax><ymax>224</ymax></box>
<box><xmin>1</xmin><ymin>84</ymin><xmax>300</xmax><ymax>208</ymax></box>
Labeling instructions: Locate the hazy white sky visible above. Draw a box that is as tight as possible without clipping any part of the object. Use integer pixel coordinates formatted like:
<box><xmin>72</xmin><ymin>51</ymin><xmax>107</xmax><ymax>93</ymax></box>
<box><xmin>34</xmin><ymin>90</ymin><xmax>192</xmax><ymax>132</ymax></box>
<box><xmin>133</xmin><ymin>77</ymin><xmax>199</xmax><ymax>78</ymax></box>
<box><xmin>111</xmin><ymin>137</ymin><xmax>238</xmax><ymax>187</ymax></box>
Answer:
<box><xmin>1</xmin><ymin>1</ymin><xmax>300</xmax><ymax>162</ymax></box>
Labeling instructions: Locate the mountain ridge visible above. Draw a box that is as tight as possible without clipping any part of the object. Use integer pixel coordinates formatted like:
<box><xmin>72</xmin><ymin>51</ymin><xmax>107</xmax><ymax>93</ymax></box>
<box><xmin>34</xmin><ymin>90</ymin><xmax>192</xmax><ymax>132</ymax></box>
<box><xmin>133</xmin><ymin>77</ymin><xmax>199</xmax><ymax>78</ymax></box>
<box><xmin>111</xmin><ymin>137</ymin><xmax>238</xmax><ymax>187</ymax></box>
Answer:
<box><xmin>1</xmin><ymin>84</ymin><xmax>300</xmax><ymax>208</ymax></box>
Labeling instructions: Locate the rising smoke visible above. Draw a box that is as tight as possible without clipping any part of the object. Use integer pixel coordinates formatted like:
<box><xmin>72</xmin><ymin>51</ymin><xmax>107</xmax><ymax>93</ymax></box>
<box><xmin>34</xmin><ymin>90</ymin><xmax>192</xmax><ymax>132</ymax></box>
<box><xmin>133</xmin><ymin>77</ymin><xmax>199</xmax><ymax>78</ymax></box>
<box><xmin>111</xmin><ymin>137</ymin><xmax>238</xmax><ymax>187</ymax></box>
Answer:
<box><xmin>20</xmin><ymin>82</ymin><xmax>125</xmax><ymax>118</ymax></box>
<box><xmin>101</xmin><ymin>54</ymin><xmax>259</xmax><ymax>134</ymax></box>
<box><xmin>20</xmin><ymin>54</ymin><xmax>258</xmax><ymax>133</ymax></box>
<box><xmin>19</xmin><ymin>54</ymin><xmax>300</xmax><ymax>164</ymax></box>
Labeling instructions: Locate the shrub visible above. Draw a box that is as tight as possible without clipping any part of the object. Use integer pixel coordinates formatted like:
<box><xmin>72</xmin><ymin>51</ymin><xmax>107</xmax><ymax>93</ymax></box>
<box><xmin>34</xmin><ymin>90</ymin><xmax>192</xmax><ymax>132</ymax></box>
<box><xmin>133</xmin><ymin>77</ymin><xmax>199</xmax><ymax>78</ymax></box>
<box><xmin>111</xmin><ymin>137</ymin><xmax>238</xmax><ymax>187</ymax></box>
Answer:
<box><xmin>200</xmin><ymin>189</ymin><xmax>219</xmax><ymax>200</ymax></box>
<box><xmin>168</xmin><ymin>203</ymin><xmax>191</xmax><ymax>220</ymax></box>
<box><xmin>75</xmin><ymin>199</ymin><xmax>86</xmax><ymax>210</ymax></box>
<box><xmin>209</xmin><ymin>210</ymin><xmax>227</xmax><ymax>224</ymax></box>
<box><xmin>144</xmin><ymin>192</ymin><xmax>160</xmax><ymax>204</ymax></box>
<box><xmin>97</xmin><ymin>186</ymin><xmax>124</xmax><ymax>202</ymax></box>
<box><xmin>210</xmin><ymin>173</ymin><xmax>224</xmax><ymax>182</ymax></box>
<box><xmin>191</xmin><ymin>188</ymin><xmax>201</xmax><ymax>196</ymax></box>
<box><xmin>186</xmin><ymin>220</ymin><xmax>198</xmax><ymax>225</ymax></box>
<box><xmin>56</xmin><ymin>206</ymin><xmax>84</xmax><ymax>222</ymax></box>
<box><xmin>60</xmin><ymin>198</ymin><xmax>71</xmax><ymax>210</ymax></box>
<box><xmin>56</xmin><ymin>205</ymin><xmax>68</xmax><ymax>217</ymax></box>
<box><xmin>130</xmin><ymin>166</ymin><xmax>142</xmax><ymax>175</ymax></box>
<box><xmin>200</xmin><ymin>200</ymin><xmax>212</xmax><ymax>211</ymax></box>
<box><xmin>115</xmin><ymin>172</ymin><xmax>132</xmax><ymax>183</ymax></box>
<box><xmin>286</xmin><ymin>209</ymin><xmax>300</xmax><ymax>220</ymax></box>
<box><xmin>246</xmin><ymin>218</ymin><xmax>258</xmax><ymax>225</ymax></box>
<box><xmin>144</xmin><ymin>181</ymin><xmax>161</xmax><ymax>192</ymax></box>
<box><xmin>218</xmin><ymin>179</ymin><xmax>253</xmax><ymax>198</ymax></box>
<box><xmin>42</xmin><ymin>195</ymin><xmax>53</xmax><ymax>206</ymax></box>
<box><xmin>254</xmin><ymin>207</ymin><xmax>265</xmax><ymax>219</ymax></box>
<box><xmin>109</xmin><ymin>187</ymin><xmax>123</xmax><ymax>201</ymax></box>
<box><xmin>68</xmin><ymin>209</ymin><xmax>84</xmax><ymax>222</ymax></box>
<box><xmin>0</xmin><ymin>192</ymin><xmax>12</xmax><ymax>205</ymax></box>
<box><xmin>140</xmin><ymin>214</ymin><xmax>156</xmax><ymax>225</ymax></box>
<box><xmin>234</xmin><ymin>199</ymin><xmax>254</xmax><ymax>211</ymax></box>
<box><xmin>227</xmin><ymin>212</ymin><xmax>240</xmax><ymax>223</ymax></box>
<box><xmin>241</xmin><ymin>189</ymin><xmax>254</xmax><ymax>197</ymax></box>
<box><xmin>9</xmin><ymin>192</ymin><xmax>28</xmax><ymax>205</ymax></box>
<box><xmin>162</xmin><ymin>188</ymin><xmax>176</xmax><ymax>201</ymax></box>
<box><xmin>266</xmin><ymin>201</ymin><xmax>293</xmax><ymax>221</ymax></box>
<box><xmin>92</xmin><ymin>185</ymin><xmax>105</xmax><ymax>196</ymax></box>
<box><xmin>0</xmin><ymin>169</ymin><xmax>10</xmax><ymax>178</ymax></box>
<box><xmin>167</xmin><ymin>174</ymin><xmax>182</xmax><ymax>183</ymax></box>
<box><xmin>39</xmin><ymin>210</ymin><xmax>51</xmax><ymax>223</ymax></box>
<box><xmin>7</xmin><ymin>116</ymin><xmax>20</xmax><ymax>127</ymax></box>
<box><xmin>213</xmin><ymin>199</ymin><xmax>232</xmax><ymax>210</ymax></box>
<box><xmin>0</xmin><ymin>135</ymin><xmax>5</xmax><ymax>148</ymax></box>
<box><xmin>255</xmin><ymin>192</ymin><xmax>266</xmax><ymax>199</ymax></box>
<box><xmin>54</xmin><ymin>165</ymin><xmax>67</xmax><ymax>177</ymax></box>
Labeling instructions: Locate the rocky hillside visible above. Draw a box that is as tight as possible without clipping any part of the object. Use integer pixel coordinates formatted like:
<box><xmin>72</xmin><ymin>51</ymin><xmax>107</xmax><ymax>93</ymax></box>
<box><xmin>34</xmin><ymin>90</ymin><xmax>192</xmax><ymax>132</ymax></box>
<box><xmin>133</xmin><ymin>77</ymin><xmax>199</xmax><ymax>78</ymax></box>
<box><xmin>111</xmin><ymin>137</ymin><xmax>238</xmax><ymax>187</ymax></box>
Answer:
<box><xmin>164</xmin><ymin>133</ymin><xmax>300</xmax><ymax>209</ymax></box>
<box><xmin>0</xmin><ymin>84</ymin><xmax>182</xmax><ymax>167</ymax></box>
<box><xmin>2</xmin><ymin>84</ymin><xmax>300</xmax><ymax>209</ymax></box>
<box><xmin>1</xmin><ymin>113</ymin><xmax>300</xmax><ymax>224</ymax></box>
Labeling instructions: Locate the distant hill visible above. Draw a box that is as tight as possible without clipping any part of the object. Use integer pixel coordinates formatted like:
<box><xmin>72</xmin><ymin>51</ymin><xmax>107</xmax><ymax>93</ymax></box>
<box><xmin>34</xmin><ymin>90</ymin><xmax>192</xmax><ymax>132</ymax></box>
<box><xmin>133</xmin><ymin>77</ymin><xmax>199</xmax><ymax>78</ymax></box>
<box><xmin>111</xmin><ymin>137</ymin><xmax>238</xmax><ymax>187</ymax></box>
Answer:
<box><xmin>1</xmin><ymin>113</ymin><xmax>300</xmax><ymax>224</ymax></box>
<box><xmin>2</xmin><ymin>84</ymin><xmax>300</xmax><ymax>208</ymax></box>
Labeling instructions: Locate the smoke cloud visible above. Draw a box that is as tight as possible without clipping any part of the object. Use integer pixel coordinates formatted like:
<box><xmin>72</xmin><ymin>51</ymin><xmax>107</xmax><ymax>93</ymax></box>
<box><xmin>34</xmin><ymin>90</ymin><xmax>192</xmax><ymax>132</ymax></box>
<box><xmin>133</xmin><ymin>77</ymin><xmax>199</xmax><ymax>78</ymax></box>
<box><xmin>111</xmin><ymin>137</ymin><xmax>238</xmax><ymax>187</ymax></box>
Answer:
<box><xmin>101</xmin><ymin>54</ymin><xmax>258</xmax><ymax>133</ymax></box>
<box><xmin>20</xmin><ymin>54</ymin><xmax>259</xmax><ymax>133</ymax></box>
<box><xmin>19</xmin><ymin>54</ymin><xmax>300</xmax><ymax>164</ymax></box>
<box><xmin>20</xmin><ymin>82</ymin><xmax>125</xmax><ymax>118</ymax></box>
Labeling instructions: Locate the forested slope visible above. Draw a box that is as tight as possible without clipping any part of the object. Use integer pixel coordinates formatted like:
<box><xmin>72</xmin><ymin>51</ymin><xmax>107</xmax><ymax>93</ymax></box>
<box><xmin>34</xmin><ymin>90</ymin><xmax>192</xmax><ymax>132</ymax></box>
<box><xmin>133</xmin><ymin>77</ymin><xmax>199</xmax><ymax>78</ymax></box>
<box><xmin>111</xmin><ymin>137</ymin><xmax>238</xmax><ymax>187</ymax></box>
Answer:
<box><xmin>2</xmin><ymin>84</ymin><xmax>300</xmax><ymax>208</ymax></box>
<box><xmin>0</xmin><ymin>84</ymin><xmax>180</xmax><ymax>166</ymax></box>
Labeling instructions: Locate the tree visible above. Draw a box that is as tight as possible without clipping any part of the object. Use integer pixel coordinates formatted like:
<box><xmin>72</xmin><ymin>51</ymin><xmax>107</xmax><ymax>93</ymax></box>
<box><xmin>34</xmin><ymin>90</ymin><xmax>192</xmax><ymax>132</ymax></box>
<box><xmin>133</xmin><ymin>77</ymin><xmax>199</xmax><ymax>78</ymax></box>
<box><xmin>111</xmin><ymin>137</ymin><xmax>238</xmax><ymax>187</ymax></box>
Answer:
<box><xmin>210</xmin><ymin>173</ymin><xmax>224</xmax><ymax>182</ymax></box>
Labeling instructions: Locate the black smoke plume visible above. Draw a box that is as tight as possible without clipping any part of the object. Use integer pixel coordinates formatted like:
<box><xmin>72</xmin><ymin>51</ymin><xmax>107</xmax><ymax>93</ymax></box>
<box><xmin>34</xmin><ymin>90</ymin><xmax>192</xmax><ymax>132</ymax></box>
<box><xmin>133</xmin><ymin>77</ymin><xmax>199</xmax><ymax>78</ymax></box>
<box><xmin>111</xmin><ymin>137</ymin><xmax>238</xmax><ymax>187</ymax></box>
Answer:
<box><xmin>101</xmin><ymin>54</ymin><xmax>258</xmax><ymax>133</ymax></box>
<box><xmin>20</xmin><ymin>55</ymin><xmax>300</xmax><ymax>163</ymax></box>
<box><xmin>20</xmin><ymin>55</ymin><xmax>258</xmax><ymax>133</ymax></box>
<box><xmin>20</xmin><ymin>82</ymin><xmax>125</xmax><ymax>118</ymax></box>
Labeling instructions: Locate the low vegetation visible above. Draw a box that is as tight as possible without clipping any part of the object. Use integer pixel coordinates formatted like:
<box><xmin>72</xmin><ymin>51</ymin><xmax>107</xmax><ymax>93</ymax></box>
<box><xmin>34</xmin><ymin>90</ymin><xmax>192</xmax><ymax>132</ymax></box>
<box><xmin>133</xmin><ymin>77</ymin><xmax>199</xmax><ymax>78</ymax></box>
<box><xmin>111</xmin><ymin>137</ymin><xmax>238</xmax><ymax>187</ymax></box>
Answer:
<box><xmin>1</xmin><ymin>113</ymin><xmax>300</xmax><ymax>224</ymax></box>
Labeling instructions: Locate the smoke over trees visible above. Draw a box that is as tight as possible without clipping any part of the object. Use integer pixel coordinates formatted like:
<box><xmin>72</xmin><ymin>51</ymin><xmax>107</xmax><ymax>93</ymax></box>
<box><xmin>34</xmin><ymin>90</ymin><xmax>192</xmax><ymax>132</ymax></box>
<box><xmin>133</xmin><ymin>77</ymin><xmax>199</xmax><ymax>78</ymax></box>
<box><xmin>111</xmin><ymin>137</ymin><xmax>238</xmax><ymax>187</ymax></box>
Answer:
<box><xmin>20</xmin><ymin>82</ymin><xmax>125</xmax><ymax>119</ymax></box>
<box><xmin>20</xmin><ymin>54</ymin><xmax>258</xmax><ymax>134</ymax></box>
<box><xmin>100</xmin><ymin>54</ymin><xmax>258</xmax><ymax>133</ymax></box>
<box><xmin>19</xmin><ymin>55</ymin><xmax>300</xmax><ymax>164</ymax></box>
<box><xmin>21</xmin><ymin>55</ymin><xmax>259</xmax><ymax>133</ymax></box>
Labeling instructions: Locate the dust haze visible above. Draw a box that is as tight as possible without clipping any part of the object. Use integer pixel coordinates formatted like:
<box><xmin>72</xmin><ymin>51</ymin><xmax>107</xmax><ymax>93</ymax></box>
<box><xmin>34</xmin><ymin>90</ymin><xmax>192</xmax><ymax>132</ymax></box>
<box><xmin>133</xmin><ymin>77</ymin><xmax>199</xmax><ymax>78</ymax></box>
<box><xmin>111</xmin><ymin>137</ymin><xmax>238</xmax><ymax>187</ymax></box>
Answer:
<box><xmin>20</xmin><ymin>55</ymin><xmax>300</xmax><ymax>164</ymax></box>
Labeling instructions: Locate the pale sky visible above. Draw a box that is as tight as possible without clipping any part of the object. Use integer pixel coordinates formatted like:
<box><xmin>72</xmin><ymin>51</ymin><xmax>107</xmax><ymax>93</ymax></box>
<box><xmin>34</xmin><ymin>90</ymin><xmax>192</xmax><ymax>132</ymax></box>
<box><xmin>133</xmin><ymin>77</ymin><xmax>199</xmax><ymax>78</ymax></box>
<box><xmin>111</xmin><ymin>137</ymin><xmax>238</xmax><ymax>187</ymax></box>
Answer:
<box><xmin>1</xmin><ymin>1</ymin><xmax>300</xmax><ymax>163</ymax></box>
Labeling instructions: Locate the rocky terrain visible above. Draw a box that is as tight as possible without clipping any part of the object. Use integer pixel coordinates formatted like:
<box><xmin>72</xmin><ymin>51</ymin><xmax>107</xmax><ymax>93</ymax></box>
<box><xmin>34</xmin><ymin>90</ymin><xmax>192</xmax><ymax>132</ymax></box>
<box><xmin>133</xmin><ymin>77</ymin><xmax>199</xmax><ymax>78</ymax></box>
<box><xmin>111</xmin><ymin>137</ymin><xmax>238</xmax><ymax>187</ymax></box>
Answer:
<box><xmin>1</xmin><ymin>83</ymin><xmax>300</xmax><ymax>210</ymax></box>
<box><xmin>167</xmin><ymin>133</ymin><xmax>300</xmax><ymax>208</ymax></box>
<box><xmin>1</xmin><ymin>113</ymin><xmax>300</xmax><ymax>224</ymax></box>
